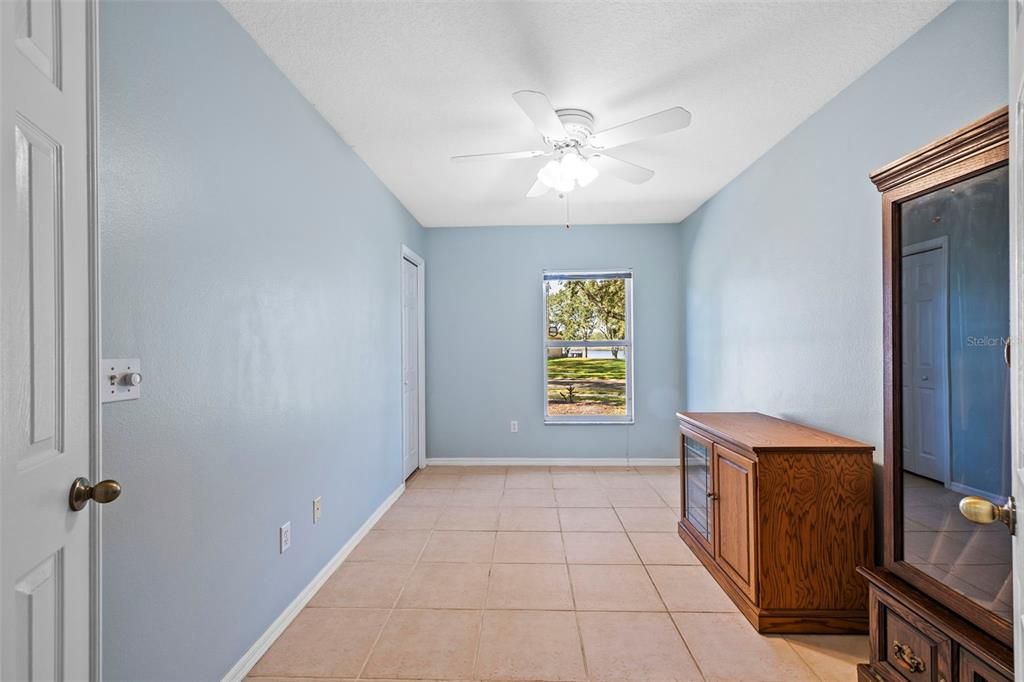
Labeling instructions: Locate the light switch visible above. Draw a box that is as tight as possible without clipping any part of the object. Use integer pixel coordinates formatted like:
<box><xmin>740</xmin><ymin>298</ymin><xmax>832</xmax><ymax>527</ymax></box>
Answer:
<box><xmin>101</xmin><ymin>359</ymin><xmax>142</xmax><ymax>403</ymax></box>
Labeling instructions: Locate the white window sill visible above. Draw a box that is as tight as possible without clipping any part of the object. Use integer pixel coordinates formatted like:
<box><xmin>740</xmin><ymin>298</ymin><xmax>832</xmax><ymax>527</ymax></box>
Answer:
<box><xmin>544</xmin><ymin>418</ymin><xmax>635</xmax><ymax>426</ymax></box>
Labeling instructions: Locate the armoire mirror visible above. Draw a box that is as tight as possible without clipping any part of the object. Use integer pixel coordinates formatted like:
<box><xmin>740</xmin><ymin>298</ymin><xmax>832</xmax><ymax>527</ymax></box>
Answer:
<box><xmin>876</xmin><ymin>107</ymin><xmax>1012</xmax><ymax>646</ymax></box>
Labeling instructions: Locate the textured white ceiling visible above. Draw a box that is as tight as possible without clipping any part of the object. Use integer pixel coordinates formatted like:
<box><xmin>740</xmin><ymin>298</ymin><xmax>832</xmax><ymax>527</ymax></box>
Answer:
<box><xmin>222</xmin><ymin>0</ymin><xmax>952</xmax><ymax>227</ymax></box>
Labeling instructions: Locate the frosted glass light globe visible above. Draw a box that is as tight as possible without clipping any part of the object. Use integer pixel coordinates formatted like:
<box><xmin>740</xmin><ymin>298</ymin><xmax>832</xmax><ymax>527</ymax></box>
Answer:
<box><xmin>537</xmin><ymin>160</ymin><xmax>563</xmax><ymax>189</ymax></box>
<box><xmin>535</xmin><ymin>150</ymin><xmax>600</xmax><ymax>193</ymax></box>
<box><xmin>576</xmin><ymin>158</ymin><xmax>598</xmax><ymax>187</ymax></box>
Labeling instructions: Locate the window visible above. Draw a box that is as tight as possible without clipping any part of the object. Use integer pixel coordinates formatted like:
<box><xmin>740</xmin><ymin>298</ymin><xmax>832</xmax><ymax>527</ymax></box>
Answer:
<box><xmin>543</xmin><ymin>271</ymin><xmax>633</xmax><ymax>423</ymax></box>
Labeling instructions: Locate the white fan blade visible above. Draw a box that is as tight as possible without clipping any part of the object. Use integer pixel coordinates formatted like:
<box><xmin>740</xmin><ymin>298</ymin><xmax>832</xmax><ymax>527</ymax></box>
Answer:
<box><xmin>512</xmin><ymin>90</ymin><xmax>568</xmax><ymax>141</ymax></box>
<box><xmin>526</xmin><ymin>179</ymin><xmax>549</xmax><ymax>198</ymax></box>
<box><xmin>589</xmin><ymin>154</ymin><xmax>655</xmax><ymax>184</ymax></box>
<box><xmin>451</xmin><ymin>149</ymin><xmax>549</xmax><ymax>163</ymax></box>
<box><xmin>588</xmin><ymin>107</ymin><xmax>691</xmax><ymax>150</ymax></box>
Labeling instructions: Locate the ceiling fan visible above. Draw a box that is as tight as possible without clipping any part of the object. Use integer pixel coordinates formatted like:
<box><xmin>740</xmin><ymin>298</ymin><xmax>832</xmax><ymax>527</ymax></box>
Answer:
<box><xmin>451</xmin><ymin>90</ymin><xmax>691</xmax><ymax>197</ymax></box>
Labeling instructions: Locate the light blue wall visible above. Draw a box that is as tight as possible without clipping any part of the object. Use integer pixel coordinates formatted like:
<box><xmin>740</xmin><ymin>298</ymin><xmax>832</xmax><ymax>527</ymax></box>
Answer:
<box><xmin>98</xmin><ymin>2</ymin><xmax>423</xmax><ymax>680</ymax></box>
<box><xmin>678</xmin><ymin>0</ymin><xmax>1007</xmax><ymax>454</ymax></box>
<box><xmin>425</xmin><ymin>224</ymin><xmax>683</xmax><ymax>460</ymax></box>
<box><xmin>95</xmin><ymin>0</ymin><xmax>1006</xmax><ymax>677</ymax></box>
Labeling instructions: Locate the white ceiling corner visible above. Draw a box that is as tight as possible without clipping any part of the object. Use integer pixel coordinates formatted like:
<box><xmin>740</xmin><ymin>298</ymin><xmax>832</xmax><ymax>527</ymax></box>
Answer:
<box><xmin>221</xmin><ymin>0</ymin><xmax>953</xmax><ymax>227</ymax></box>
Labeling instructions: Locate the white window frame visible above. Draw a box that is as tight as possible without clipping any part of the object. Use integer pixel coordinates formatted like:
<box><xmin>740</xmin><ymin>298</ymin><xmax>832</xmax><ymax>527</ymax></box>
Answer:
<box><xmin>542</xmin><ymin>269</ymin><xmax>635</xmax><ymax>425</ymax></box>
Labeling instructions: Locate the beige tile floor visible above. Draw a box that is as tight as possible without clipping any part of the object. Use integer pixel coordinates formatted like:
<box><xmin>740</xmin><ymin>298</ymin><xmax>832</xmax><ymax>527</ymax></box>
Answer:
<box><xmin>902</xmin><ymin>472</ymin><xmax>1012</xmax><ymax>618</ymax></box>
<box><xmin>248</xmin><ymin>465</ymin><xmax>868</xmax><ymax>682</ymax></box>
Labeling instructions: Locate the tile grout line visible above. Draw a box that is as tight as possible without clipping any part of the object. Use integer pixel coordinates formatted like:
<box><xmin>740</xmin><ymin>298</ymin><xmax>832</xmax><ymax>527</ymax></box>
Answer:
<box><xmin>563</xmin><ymin>495</ymin><xmax>593</xmax><ymax>682</ymax></box>
<box><xmin>783</xmin><ymin>637</ymin><xmax>828</xmax><ymax>682</ymax></box>
<box><xmin>470</xmin><ymin>605</ymin><xmax>485</xmax><ymax>680</ymax></box>
<box><xmin>616</xmin><ymin>493</ymin><xmax>709</xmax><ymax>682</ymax></box>
<box><xmin>471</xmin><ymin>476</ymin><xmax>503</xmax><ymax>682</ymax></box>
<box><xmin>352</xmin><ymin>500</ymin><xmax>435</xmax><ymax>681</ymax></box>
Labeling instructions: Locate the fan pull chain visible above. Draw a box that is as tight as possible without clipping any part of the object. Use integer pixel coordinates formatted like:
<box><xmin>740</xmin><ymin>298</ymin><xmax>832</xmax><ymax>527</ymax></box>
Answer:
<box><xmin>564</xmin><ymin>193</ymin><xmax>572</xmax><ymax>229</ymax></box>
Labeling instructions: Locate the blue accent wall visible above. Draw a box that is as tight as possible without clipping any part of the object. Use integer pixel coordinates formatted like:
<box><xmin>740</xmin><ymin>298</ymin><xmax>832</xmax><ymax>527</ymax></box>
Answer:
<box><xmin>677</xmin><ymin>0</ymin><xmax>1007</xmax><ymax>455</ymax></box>
<box><xmin>98</xmin><ymin>1</ymin><xmax>423</xmax><ymax>679</ymax></box>
<box><xmin>424</xmin><ymin>224</ymin><xmax>683</xmax><ymax>460</ymax></box>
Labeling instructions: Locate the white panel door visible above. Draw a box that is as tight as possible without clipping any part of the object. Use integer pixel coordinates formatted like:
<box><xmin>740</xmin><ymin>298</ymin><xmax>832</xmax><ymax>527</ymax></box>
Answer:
<box><xmin>1</xmin><ymin>1</ymin><xmax>93</xmax><ymax>679</ymax></box>
<box><xmin>901</xmin><ymin>247</ymin><xmax>950</xmax><ymax>483</ymax></box>
<box><xmin>402</xmin><ymin>257</ymin><xmax>420</xmax><ymax>479</ymax></box>
<box><xmin>1010</xmin><ymin>3</ymin><xmax>1024</xmax><ymax>678</ymax></box>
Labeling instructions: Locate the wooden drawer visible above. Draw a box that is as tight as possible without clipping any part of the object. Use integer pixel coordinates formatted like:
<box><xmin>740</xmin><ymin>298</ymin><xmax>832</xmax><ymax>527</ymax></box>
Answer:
<box><xmin>860</xmin><ymin>569</ymin><xmax>1014</xmax><ymax>682</ymax></box>
<box><xmin>870</xmin><ymin>586</ymin><xmax>952</xmax><ymax>682</ymax></box>
<box><xmin>958</xmin><ymin>649</ymin><xmax>1011</xmax><ymax>682</ymax></box>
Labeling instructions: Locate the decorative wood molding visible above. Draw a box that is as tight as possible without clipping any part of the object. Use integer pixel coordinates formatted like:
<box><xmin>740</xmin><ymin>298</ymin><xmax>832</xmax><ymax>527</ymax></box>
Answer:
<box><xmin>870</xmin><ymin>106</ymin><xmax>1008</xmax><ymax>192</ymax></box>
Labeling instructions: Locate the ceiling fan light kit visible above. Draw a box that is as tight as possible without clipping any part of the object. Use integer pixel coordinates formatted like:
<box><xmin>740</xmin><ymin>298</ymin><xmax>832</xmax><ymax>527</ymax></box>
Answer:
<box><xmin>452</xmin><ymin>90</ymin><xmax>691</xmax><ymax>199</ymax></box>
<box><xmin>537</xmin><ymin>150</ymin><xmax>599</xmax><ymax>194</ymax></box>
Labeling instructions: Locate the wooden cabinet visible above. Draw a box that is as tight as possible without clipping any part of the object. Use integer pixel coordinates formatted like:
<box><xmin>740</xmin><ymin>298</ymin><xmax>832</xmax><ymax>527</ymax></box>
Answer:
<box><xmin>858</xmin><ymin>108</ymin><xmax>1012</xmax><ymax>682</ymax></box>
<box><xmin>677</xmin><ymin>411</ymin><xmax>874</xmax><ymax>634</ymax></box>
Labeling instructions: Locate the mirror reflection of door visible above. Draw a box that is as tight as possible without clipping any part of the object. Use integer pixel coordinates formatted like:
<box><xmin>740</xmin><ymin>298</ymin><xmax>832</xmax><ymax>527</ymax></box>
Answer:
<box><xmin>902</xmin><ymin>239</ymin><xmax>951</xmax><ymax>484</ymax></box>
<box><xmin>900</xmin><ymin>164</ymin><xmax>1012</xmax><ymax>620</ymax></box>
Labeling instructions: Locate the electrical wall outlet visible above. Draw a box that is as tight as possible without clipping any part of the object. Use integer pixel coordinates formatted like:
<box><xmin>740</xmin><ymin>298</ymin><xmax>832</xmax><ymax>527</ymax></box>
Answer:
<box><xmin>313</xmin><ymin>497</ymin><xmax>322</xmax><ymax>524</ymax></box>
<box><xmin>279</xmin><ymin>522</ymin><xmax>291</xmax><ymax>553</ymax></box>
<box><xmin>510</xmin><ymin>420</ymin><xmax>519</xmax><ymax>433</ymax></box>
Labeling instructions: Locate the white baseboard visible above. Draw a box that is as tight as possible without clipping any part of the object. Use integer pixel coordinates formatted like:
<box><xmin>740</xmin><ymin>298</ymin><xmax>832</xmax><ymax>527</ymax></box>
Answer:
<box><xmin>625</xmin><ymin>459</ymin><xmax>679</xmax><ymax>467</ymax></box>
<box><xmin>425</xmin><ymin>457</ymin><xmax>677</xmax><ymax>467</ymax></box>
<box><xmin>222</xmin><ymin>482</ymin><xmax>406</xmax><ymax>682</ymax></box>
<box><xmin>949</xmin><ymin>480</ymin><xmax>1001</xmax><ymax>499</ymax></box>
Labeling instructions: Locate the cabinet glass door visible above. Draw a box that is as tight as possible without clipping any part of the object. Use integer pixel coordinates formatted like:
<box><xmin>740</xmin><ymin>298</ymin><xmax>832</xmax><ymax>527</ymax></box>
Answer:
<box><xmin>683</xmin><ymin>434</ymin><xmax>713</xmax><ymax>542</ymax></box>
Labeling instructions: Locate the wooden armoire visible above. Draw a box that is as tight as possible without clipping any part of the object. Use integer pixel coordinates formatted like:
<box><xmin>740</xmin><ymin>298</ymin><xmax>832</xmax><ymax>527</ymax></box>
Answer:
<box><xmin>858</xmin><ymin>107</ymin><xmax>1013</xmax><ymax>682</ymax></box>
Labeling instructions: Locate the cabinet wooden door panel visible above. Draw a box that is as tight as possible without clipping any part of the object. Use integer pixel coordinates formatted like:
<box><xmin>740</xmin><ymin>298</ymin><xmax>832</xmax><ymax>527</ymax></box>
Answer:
<box><xmin>714</xmin><ymin>444</ymin><xmax>757</xmax><ymax>603</ymax></box>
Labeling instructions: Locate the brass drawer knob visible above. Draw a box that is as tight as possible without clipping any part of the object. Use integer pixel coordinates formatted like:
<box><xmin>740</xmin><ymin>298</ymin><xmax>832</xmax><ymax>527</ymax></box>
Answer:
<box><xmin>892</xmin><ymin>640</ymin><xmax>926</xmax><ymax>674</ymax></box>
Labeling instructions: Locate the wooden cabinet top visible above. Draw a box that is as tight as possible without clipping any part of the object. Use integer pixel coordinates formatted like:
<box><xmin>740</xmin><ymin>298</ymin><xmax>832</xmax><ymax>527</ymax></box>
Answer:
<box><xmin>677</xmin><ymin>411</ymin><xmax>873</xmax><ymax>455</ymax></box>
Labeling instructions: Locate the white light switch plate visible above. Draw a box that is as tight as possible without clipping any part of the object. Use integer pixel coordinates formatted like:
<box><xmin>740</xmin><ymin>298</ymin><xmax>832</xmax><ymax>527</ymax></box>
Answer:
<box><xmin>101</xmin><ymin>358</ymin><xmax>142</xmax><ymax>403</ymax></box>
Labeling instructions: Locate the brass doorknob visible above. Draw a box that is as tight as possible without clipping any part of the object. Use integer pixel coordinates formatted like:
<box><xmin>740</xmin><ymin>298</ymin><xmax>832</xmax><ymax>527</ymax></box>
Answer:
<box><xmin>69</xmin><ymin>477</ymin><xmax>122</xmax><ymax>512</ymax></box>
<box><xmin>958</xmin><ymin>495</ymin><xmax>1016</xmax><ymax>534</ymax></box>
